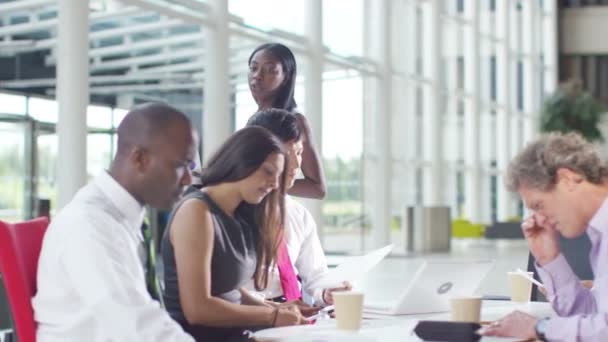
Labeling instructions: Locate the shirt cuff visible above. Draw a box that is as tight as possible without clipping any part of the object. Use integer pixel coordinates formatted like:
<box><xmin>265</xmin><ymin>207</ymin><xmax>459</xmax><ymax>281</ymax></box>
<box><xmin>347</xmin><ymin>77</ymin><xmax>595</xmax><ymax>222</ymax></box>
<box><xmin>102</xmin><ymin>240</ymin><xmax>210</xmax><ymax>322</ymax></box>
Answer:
<box><xmin>312</xmin><ymin>288</ymin><xmax>325</xmax><ymax>306</ymax></box>
<box><xmin>544</xmin><ymin>316</ymin><xmax>577</xmax><ymax>342</ymax></box>
<box><xmin>536</xmin><ymin>253</ymin><xmax>578</xmax><ymax>296</ymax></box>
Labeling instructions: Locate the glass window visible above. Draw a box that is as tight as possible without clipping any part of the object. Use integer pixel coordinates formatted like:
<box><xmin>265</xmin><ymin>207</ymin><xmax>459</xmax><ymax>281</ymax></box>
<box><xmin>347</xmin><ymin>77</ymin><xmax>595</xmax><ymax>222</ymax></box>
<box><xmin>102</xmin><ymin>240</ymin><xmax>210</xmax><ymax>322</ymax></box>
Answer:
<box><xmin>87</xmin><ymin>134</ymin><xmax>112</xmax><ymax>180</ymax></box>
<box><xmin>229</xmin><ymin>0</ymin><xmax>305</xmax><ymax>35</ymax></box>
<box><xmin>0</xmin><ymin>122</ymin><xmax>25</xmax><ymax>222</ymax></box>
<box><xmin>112</xmin><ymin>108</ymin><xmax>128</xmax><ymax>128</ymax></box>
<box><xmin>323</xmin><ymin>0</ymin><xmax>364</xmax><ymax>56</ymax></box>
<box><xmin>28</xmin><ymin>97</ymin><xmax>58</xmax><ymax>123</ymax></box>
<box><xmin>0</xmin><ymin>93</ymin><xmax>27</xmax><ymax>116</ymax></box>
<box><xmin>36</xmin><ymin>133</ymin><xmax>58</xmax><ymax>217</ymax></box>
<box><xmin>87</xmin><ymin>105</ymin><xmax>113</xmax><ymax>129</ymax></box>
<box><xmin>321</xmin><ymin>73</ymin><xmax>363</xmax><ymax>254</ymax></box>
<box><xmin>234</xmin><ymin>84</ymin><xmax>258</xmax><ymax>130</ymax></box>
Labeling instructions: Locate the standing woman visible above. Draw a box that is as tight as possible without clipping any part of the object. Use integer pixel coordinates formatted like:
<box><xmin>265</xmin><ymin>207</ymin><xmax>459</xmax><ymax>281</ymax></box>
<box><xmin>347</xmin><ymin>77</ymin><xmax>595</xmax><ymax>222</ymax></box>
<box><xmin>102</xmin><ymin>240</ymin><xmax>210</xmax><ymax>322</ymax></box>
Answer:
<box><xmin>248</xmin><ymin>43</ymin><xmax>326</xmax><ymax>199</ymax></box>
<box><xmin>162</xmin><ymin>127</ymin><xmax>306</xmax><ymax>342</ymax></box>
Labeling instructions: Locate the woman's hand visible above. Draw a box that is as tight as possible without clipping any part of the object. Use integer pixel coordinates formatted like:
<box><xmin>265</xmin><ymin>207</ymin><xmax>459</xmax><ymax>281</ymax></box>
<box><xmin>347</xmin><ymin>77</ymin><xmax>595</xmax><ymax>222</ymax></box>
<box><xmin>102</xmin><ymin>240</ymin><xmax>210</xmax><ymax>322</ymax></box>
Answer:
<box><xmin>322</xmin><ymin>281</ymin><xmax>353</xmax><ymax>305</ymax></box>
<box><xmin>281</xmin><ymin>300</ymin><xmax>320</xmax><ymax>317</ymax></box>
<box><xmin>273</xmin><ymin>306</ymin><xmax>307</xmax><ymax>326</ymax></box>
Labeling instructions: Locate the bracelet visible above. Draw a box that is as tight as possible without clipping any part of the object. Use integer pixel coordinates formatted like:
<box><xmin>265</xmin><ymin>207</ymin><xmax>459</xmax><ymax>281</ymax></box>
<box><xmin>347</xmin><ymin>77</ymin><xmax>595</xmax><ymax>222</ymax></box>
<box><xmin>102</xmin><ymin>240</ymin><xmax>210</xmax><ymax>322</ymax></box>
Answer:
<box><xmin>270</xmin><ymin>308</ymin><xmax>280</xmax><ymax>327</ymax></box>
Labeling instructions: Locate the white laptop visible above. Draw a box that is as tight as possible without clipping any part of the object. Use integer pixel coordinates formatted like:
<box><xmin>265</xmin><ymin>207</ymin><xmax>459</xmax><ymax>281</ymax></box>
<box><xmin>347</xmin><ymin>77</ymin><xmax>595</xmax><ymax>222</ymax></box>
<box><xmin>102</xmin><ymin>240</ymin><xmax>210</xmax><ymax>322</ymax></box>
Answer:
<box><xmin>364</xmin><ymin>260</ymin><xmax>494</xmax><ymax>315</ymax></box>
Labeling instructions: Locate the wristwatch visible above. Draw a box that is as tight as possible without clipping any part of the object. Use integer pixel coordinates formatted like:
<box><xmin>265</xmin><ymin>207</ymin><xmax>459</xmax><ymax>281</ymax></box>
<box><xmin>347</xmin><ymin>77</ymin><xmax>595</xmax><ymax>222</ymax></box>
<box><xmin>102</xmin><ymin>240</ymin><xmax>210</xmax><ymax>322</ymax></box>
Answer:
<box><xmin>535</xmin><ymin>317</ymin><xmax>550</xmax><ymax>341</ymax></box>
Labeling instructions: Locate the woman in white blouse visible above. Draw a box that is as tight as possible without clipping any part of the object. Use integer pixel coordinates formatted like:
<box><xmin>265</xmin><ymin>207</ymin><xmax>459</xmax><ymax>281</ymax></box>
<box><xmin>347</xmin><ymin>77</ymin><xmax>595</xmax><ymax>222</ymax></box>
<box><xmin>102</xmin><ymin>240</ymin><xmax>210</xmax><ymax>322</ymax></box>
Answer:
<box><xmin>245</xmin><ymin>109</ymin><xmax>351</xmax><ymax>306</ymax></box>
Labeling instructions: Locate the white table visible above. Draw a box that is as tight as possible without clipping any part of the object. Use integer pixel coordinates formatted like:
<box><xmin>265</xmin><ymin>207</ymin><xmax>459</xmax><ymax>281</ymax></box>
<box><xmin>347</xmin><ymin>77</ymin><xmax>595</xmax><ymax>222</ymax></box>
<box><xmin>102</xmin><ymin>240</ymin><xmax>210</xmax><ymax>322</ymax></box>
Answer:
<box><xmin>252</xmin><ymin>300</ymin><xmax>554</xmax><ymax>341</ymax></box>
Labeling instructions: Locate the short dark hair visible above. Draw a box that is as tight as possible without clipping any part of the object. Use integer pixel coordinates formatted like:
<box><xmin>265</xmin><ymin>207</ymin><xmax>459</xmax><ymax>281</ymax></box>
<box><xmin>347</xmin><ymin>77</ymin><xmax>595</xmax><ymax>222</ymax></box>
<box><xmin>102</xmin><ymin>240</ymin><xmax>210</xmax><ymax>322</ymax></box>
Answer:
<box><xmin>248</xmin><ymin>43</ymin><xmax>297</xmax><ymax>112</ymax></box>
<box><xmin>246</xmin><ymin>108</ymin><xmax>301</xmax><ymax>143</ymax></box>
<box><xmin>116</xmin><ymin>102</ymin><xmax>191</xmax><ymax>155</ymax></box>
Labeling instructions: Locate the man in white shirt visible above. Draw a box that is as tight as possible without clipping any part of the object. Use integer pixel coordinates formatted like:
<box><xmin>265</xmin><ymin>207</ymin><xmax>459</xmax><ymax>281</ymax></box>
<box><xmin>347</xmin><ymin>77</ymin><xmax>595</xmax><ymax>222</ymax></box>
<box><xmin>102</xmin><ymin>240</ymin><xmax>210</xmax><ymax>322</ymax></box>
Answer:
<box><xmin>33</xmin><ymin>103</ymin><xmax>196</xmax><ymax>341</ymax></box>
<box><xmin>245</xmin><ymin>109</ymin><xmax>350</xmax><ymax>305</ymax></box>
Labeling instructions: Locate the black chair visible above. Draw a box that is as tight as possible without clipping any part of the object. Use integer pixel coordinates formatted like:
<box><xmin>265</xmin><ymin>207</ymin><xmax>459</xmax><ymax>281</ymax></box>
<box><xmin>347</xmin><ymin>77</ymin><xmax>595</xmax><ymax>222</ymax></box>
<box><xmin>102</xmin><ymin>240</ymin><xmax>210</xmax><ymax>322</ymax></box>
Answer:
<box><xmin>527</xmin><ymin>233</ymin><xmax>594</xmax><ymax>301</ymax></box>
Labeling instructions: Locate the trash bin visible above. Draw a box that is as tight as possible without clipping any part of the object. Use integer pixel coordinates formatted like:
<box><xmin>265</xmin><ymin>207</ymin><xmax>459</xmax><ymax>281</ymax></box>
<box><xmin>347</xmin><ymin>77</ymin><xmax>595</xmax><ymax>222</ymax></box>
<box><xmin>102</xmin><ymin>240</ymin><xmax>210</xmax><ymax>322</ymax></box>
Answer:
<box><xmin>402</xmin><ymin>206</ymin><xmax>451</xmax><ymax>253</ymax></box>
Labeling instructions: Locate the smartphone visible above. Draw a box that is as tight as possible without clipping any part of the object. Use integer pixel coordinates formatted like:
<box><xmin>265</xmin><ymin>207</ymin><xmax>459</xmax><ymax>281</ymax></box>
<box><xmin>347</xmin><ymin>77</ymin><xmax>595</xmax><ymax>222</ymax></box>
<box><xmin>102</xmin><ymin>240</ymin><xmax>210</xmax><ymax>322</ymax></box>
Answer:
<box><xmin>414</xmin><ymin>320</ymin><xmax>482</xmax><ymax>342</ymax></box>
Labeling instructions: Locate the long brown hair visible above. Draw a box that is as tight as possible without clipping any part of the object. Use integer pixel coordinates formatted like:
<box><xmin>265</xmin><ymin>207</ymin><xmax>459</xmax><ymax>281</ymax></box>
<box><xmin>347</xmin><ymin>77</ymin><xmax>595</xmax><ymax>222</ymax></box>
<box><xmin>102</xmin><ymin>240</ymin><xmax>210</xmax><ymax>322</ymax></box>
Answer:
<box><xmin>199</xmin><ymin>126</ymin><xmax>286</xmax><ymax>290</ymax></box>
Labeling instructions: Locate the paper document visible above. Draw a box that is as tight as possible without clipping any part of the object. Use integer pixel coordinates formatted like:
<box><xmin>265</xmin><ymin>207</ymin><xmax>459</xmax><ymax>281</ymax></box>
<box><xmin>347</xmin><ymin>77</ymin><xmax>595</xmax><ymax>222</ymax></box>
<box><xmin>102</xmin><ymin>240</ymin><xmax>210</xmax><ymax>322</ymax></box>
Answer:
<box><xmin>309</xmin><ymin>244</ymin><xmax>394</xmax><ymax>289</ymax></box>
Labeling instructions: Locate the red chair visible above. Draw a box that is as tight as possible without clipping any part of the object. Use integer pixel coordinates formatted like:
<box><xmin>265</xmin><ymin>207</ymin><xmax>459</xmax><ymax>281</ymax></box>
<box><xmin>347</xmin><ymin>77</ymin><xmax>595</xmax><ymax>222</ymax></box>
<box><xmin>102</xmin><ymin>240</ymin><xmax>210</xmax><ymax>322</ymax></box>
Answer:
<box><xmin>0</xmin><ymin>217</ymin><xmax>49</xmax><ymax>342</ymax></box>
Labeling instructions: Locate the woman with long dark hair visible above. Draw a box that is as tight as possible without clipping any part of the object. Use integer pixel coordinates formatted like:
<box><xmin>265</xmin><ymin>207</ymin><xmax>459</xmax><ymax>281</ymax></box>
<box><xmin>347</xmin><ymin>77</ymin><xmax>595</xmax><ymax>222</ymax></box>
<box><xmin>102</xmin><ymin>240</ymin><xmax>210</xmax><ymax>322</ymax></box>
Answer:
<box><xmin>248</xmin><ymin>43</ymin><xmax>326</xmax><ymax>199</ymax></box>
<box><xmin>162</xmin><ymin>127</ymin><xmax>307</xmax><ymax>342</ymax></box>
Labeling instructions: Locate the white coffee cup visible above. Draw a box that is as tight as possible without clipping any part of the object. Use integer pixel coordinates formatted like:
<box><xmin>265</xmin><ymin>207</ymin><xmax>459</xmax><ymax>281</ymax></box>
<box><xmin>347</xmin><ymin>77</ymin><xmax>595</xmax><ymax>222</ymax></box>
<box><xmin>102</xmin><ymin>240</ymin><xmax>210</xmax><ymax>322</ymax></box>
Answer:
<box><xmin>333</xmin><ymin>291</ymin><xmax>364</xmax><ymax>330</ymax></box>
<box><xmin>450</xmin><ymin>296</ymin><xmax>482</xmax><ymax>323</ymax></box>
<box><xmin>508</xmin><ymin>271</ymin><xmax>533</xmax><ymax>302</ymax></box>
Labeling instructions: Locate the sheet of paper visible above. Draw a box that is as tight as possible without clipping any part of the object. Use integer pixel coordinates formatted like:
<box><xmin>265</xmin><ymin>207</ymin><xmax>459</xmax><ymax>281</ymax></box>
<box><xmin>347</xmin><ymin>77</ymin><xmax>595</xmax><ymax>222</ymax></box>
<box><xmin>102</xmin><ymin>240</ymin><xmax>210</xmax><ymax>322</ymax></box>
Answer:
<box><xmin>308</xmin><ymin>244</ymin><xmax>394</xmax><ymax>289</ymax></box>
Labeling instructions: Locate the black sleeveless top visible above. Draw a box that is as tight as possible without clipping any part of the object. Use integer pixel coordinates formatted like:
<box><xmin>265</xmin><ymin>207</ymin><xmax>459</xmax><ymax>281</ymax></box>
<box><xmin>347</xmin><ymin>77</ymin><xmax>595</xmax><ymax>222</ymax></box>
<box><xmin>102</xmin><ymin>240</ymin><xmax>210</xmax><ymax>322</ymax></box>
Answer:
<box><xmin>162</xmin><ymin>189</ymin><xmax>258</xmax><ymax>341</ymax></box>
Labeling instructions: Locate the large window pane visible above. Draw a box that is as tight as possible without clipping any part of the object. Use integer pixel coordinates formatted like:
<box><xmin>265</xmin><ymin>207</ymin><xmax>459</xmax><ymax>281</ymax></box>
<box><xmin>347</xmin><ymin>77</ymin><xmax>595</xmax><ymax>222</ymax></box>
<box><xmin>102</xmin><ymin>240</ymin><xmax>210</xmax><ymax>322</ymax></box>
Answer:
<box><xmin>321</xmin><ymin>74</ymin><xmax>363</xmax><ymax>254</ymax></box>
<box><xmin>234</xmin><ymin>84</ymin><xmax>258</xmax><ymax>130</ymax></box>
<box><xmin>323</xmin><ymin>0</ymin><xmax>364</xmax><ymax>56</ymax></box>
<box><xmin>37</xmin><ymin>133</ymin><xmax>58</xmax><ymax>216</ymax></box>
<box><xmin>0</xmin><ymin>123</ymin><xmax>25</xmax><ymax>222</ymax></box>
<box><xmin>113</xmin><ymin>108</ymin><xmax>128</xmax><ymax>128</ymax></box>
<box><xmin>87</xmin><ymin>134</ymin><xmax>112</xmax><ymax>180</ymax></box>
<box><xmin>29</xmin><ymin>97</ymin><xmax>58</xmax><ymax>123</ymax></box>
<box><xmin>229</xmin><ymin>0</ymin><xmax>305</xmax><ymax>35</ymax></box>
<box><xmin>0</xmin><ymin>93</ymin><xmax>27</xmax><ymax>116</ymax></box>
<box><xmin>87</xmin><ymin>105</ymin><xmax>112</xmax><ymax>129</ymax></box>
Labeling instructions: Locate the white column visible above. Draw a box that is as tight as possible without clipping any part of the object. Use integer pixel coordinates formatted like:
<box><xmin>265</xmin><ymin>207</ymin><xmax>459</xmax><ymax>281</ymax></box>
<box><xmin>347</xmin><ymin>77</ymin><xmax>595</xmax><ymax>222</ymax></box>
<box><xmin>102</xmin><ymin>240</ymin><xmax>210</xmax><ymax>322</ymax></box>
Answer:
<box><xmin>543</xmin><ymin>0</ymin><xmax>559</xmax><ymax>95</ymax></box>
<box><xmin>57</xmin><ymin>0</ymin><xmax>89</xmax><ymax>209</ymax></box>
<box><xmin>422</xmin><ymin>0</ymin><xmax>443</xmax><ymax>206</ymax></box>
<box><xmin>203</xmin><ymin>0</ymin><xmax>231</xmax><ymax>163</ymax></box>
<box><xmin>364</xmin><ymin>0</ymin><xmax>392</xmax><ymax>248</ymax></box>
<box><xmin>406</xmin><ymin>2</ymin><xmax>424</xmax><ymax>210</ymax></box>
<box><xmin>463</xmin><ymin>0</ymin><xmax>481</xmax><ymax>222</ymax></box>
<box><xmin>511</xmin><ymin>5</ymin><xmax>524</xmax><ymax>160</ymax></box>
<box><xmin>496</xmin><ymin>0</ymin><xmax>515</xmax><ymax>220</ymax></box>
<box><xmin>391</xmin><ymin>1</ymin><xmax>418</xmax><ymax>252</ymax></box>
<box><xmin>522</xmin><ymin>0</ymin><xmax>539</xmax><ymax>144</ymax></box>
<box><xmin>303</xmin><ymin>0</ymin><xmax>324</xmax><ymax>233</ymax></box>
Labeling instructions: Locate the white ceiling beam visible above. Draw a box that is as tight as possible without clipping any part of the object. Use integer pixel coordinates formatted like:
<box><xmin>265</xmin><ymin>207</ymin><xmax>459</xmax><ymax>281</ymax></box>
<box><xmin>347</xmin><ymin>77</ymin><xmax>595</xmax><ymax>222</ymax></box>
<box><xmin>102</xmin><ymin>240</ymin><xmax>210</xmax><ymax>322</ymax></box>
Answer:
<box><xmin>136</xmin><ymin>59</ymin><xmax>203</xmax><ymax>73</ymax></box>
<box><xmin>0</xmin><ymin>0</ymin><xmax>53</xmax><ymax>16</ymax></box>
<box><xmin>170</xmin><ymin>0</ymin><xmax>212</xmax><ymax>14</ymax></box>
<box><xmin>0</xmin><ymin>73</ymin><xmax>195</xmax><ymax>88</ymax></box>
<box><xmin>0</xmin><ymin>6</ymin><xmax>142</xmax><ymax>36</ymax></box>
<box><xmin>89</xmin><ymin>82</ymin><xmax>205</xmax><ymax>94</ymax></box>
<box><xmin>15</xmin><ymin>18</ymin><xmax>186</xmax><ymax>53</ymax></box>
<box><xmin>89</xmin><ymin>48</ymin><xmax>203</xmax><ymax>71</ymax></box>
<box><xmin>89</xmin><ymin>32</ymin><xmax>203</xmax><ymax>58</ymax></box>
<box><xmin>119</xmin><ymin>0</ymin><xmax>213</xmax><ymax>27</ymax></box>
<box><xmin>44</xmin><ymin>31</ymin><xmax>204</xmax><ymax>64</ymax></box>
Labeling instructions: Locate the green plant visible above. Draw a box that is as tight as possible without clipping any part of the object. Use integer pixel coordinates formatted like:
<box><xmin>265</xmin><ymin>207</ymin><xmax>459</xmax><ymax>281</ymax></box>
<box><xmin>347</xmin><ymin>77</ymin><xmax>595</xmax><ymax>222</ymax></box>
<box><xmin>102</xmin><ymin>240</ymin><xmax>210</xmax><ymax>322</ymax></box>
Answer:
<box><xmin>540</xmin><ymin>80</ymin><xmax>606</xmax><ymax>141</ymax></box>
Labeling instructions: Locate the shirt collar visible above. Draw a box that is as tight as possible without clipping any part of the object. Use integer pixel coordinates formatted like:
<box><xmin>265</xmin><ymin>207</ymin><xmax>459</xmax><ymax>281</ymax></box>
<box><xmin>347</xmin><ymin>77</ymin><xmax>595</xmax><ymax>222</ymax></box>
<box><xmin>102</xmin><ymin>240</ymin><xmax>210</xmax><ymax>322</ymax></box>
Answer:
<box><xmin>95</xmin><ymin>171</ymin><xmax>145</xmax><ymax>232</ymax></box>
<box><xmin>587</xmin><ymin>196</ymin><xmax>608</xmax><ymax>240</ymax></box>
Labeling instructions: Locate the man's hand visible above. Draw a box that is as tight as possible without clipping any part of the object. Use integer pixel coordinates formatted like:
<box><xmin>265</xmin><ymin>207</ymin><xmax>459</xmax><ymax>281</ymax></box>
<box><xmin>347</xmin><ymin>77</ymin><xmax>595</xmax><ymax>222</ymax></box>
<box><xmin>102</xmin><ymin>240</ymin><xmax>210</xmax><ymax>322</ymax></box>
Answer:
<box><xmin>522</xmin><ymin>214</ymin><xmax>560</xmax><ymax>266</ymax></box>
<box><xmin>322</xmin><ymin>281</ymin><xmax>353</xmax><ymax>305</ymax></box>
<box><xmin>480</xmin><ymin>310</ymin><xmax>538</xmax><ymax>339</ymax></box>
